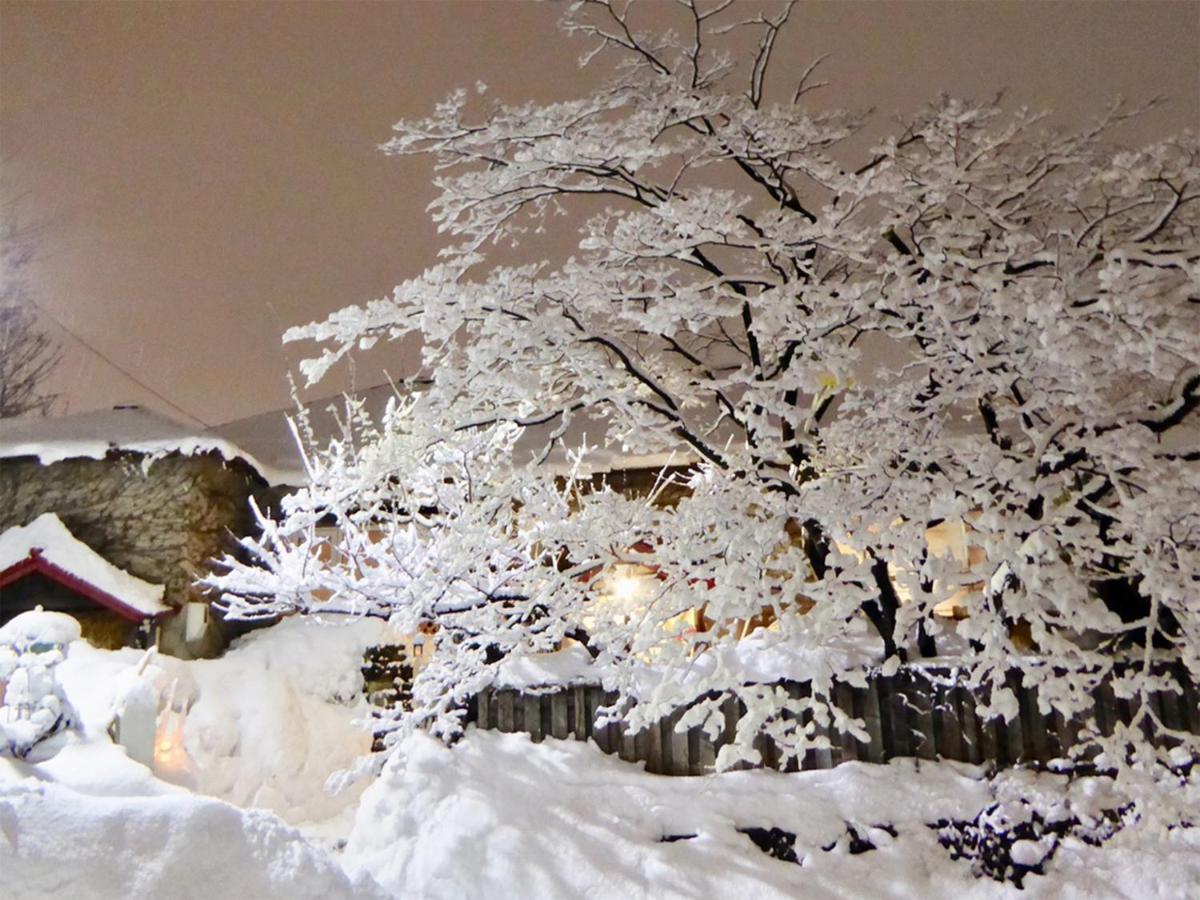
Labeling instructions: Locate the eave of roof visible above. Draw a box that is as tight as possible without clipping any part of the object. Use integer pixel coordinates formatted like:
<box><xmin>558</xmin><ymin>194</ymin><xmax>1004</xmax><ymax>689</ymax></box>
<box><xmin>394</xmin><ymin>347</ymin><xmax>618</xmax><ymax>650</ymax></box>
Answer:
<box><xmin>0</xmin><ymin>550</ymin><xmax>175</xmax><ymax>624</ymax></box>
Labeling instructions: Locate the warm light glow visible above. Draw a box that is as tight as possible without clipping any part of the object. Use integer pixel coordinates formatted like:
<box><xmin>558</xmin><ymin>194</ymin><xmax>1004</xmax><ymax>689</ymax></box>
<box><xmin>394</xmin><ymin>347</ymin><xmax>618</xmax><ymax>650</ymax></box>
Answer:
<box><xmin>153</xmin><ymin>696</ymin><xmax>192</xmax><ymax>773</ymax></box>
<box><xmin>585</xmin><ymin>564</ymin><xmax>654</xmax><ymax>630</ymax></box>
<box><xmin>610</xmin><ymin>573</ymin><xmax>642</xmax><ymax>603</ymax></box>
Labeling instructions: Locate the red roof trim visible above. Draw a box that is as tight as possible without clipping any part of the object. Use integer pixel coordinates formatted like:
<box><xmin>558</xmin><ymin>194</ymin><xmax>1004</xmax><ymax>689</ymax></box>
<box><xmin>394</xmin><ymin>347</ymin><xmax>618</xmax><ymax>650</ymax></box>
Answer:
<box><xmin>0</xmin><ymin>550</ymin><xmax>174</xmax><ymax>623</ymax></box>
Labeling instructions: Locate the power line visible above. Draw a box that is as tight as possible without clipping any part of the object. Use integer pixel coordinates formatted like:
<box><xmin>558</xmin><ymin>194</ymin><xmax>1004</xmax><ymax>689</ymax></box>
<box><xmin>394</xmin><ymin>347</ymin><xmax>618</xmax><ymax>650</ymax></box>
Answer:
<box><xmin>32</xmin><ymin>300</ymin><xmax>212</xmax><ymax>429</ymax></box>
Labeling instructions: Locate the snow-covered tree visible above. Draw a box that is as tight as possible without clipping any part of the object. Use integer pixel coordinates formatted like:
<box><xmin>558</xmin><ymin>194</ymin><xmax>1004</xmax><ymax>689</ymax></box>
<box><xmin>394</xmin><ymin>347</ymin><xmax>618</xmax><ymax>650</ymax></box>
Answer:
<box><xmin>210</xmin><ymin>1</ymin><xmax>1199</xmax><ymax>785</ymax></box>
<box><xmin>0</xmin><ymin>207</ymin><xmax>59</xmax><ymax>419</ymax></box>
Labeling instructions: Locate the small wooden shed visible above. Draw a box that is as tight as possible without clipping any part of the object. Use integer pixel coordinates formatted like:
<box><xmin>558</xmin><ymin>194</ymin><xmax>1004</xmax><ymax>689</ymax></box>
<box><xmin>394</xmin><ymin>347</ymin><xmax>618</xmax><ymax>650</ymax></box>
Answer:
<box><xmin>0</xmin><ymin>513</ymin><xmax>172</xmax><ymax>649</ymax></box>
<box><xmin>0</xmin><ymin>406</ymin><xmax>299</xmax><ymax>658</ymax></box>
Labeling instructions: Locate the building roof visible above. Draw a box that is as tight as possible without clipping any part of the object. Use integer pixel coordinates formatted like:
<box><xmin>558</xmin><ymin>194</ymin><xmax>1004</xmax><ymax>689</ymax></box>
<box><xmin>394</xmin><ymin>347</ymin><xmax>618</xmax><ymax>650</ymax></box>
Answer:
<box><xmin>213</xmin><ymin>384</ymin><xmax>700</xmax><ymax>480</ymax></box>
<box><xmin>0</xmin><ymin>513</ymin><xmax>171</xmax><ymax>621</ymax></box>
<box><xmin>0</xmin><ymin>405</ymin><xmax>299</xmax><ymax>485</ymax></box>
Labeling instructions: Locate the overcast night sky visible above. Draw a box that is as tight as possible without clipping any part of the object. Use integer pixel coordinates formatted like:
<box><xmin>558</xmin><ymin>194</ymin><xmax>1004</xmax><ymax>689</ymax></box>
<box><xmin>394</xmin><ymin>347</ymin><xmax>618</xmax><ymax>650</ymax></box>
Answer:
<box><xmin>2</xmin><ymin>0</ymin><xmax>1197</xmax><ymax>429</ymax></box>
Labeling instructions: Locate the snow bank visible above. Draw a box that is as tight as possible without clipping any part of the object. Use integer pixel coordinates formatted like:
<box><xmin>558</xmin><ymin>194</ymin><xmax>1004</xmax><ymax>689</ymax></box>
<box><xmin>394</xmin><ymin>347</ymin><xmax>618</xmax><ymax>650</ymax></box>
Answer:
<box><xmin>0</xmin><ymin>780</ymin><xmax>379</xmax><ymax>900</ymax></box>
<box><xmin>54</xmin><ymin>642</ymin><xmax>158</xmax><ymax>736</ymax></box>
<box><xmin>342</xmin><ymin>730</ymin><xmax>1200</xmax><ymax>900</ymax></box>
<box><xmin>159</xmin><ymin>616</ymin><xmax>385</xmax><ymax>824</ymax></box>
<box><xmin>0</xmin><ymin>514</ymin><xmax>168</xmax><ymax>617</ymax></box>
<box><xmin>0</xmin><ymin>616</ymin><xmax>389</xmax><ymax>898</ymax></box>
<box><xmin>36</xmin><ymin>615</ymin><xmax>384</xmax><ymax>826</ymax></box>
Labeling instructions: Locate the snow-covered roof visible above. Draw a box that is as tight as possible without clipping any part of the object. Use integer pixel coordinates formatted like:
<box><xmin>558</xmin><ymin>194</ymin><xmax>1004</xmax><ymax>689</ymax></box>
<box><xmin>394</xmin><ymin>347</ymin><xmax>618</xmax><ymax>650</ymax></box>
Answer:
<box><xmin>215</xmin><ymin>386</ymin><xmax>700</xmax><ymax>482</ymax></box>
<box><xmin>0</xmin><ymin>513</ymin><xmax>170</xmax><ymax>620</ymax></box>
<box><xmin>0</xmin><ymin>406</ymin><xmax>298</xmax><ymax>485</ymax></box>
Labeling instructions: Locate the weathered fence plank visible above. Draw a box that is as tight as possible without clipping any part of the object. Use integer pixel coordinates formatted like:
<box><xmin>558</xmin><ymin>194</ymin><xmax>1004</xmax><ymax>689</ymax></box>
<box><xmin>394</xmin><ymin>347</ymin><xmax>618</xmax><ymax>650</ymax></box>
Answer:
<box><xmin>619</xmin><ymin>722</ymin><xmax>637</xmax><ymax>763</ymax></box>
<box><xmin>634</xmin><ymin>721</ymin><xmax>653</xmax><ymax>770</ymax></box>
<box><xmin>476</xmin><ymin>690</ymin><xmax>490</xmax><ymax>729</ymax></box>
<box><xmin>1002</xmin><ymin>672</ymin><xmax>1026</xmax><ymax>765</ymax></box>
<box><xmin>959</xmin><ymin>684</ymin><xmax>984</xmax><ymax>765</ymax></box>
<box><xmin>886</xmin><ymin>675</ymin><xmax>913</xmax><ymax>760</ymax></box>
<box><xmin>933</xmin><ymin>680</ymin><xmax>963</xmax><ymax>762</ymax></box>
<box><xmin>908</xmin><ymin>672</ymin><xmax>938</xmax><ymax>762</ymax></box>
<box><xmin>659</xmin><ymin>707</ymin><xmax>678</xmax><ymax>774</ymax></box>
<box><xmin>1158</xmin><ymin>686</ymin><xmax>1183</xmax><ymax>743</ymax></box>
<box><xmin>1178</xmin><ymin>663</ymin><xmax>1199</xmax><ymax>733</ymax></box>
<box><xmin>572</xmin><ymin>686</ymin><xmax>588</xmax><ymax>741</ymax></box>
<box><xmin>550</xmin><ymin>692</ymin><xmax>569</xmax><ymax>740</ymax></box>
<box><xmin>834</xmin><ymin>683</ymin><xmax>858</xmax><ymax>764</ymax></box>
<box><xmin>496</xmin><ymin>690</ymin><xmax>514</xmax><ymax>733</ymax></box>
<box><xmin>584</xmin><ymin>689</ymin><xmax>602</xmax><ymax>745</ymax></box>
<box><xmin>1016</xmin><ymin>680</ymin><xmax>1040</xmax><ymax>763</ymax></box>
<box><xmin>524</xmin><ymin>694</ymin><xmax>543</xmax><ymax>743</ymax></box>
<box><xmin>646</xmin><ymin>717</ymin><xmax>664</xmax><ymax>774</ymax></box>
<box><xmin>860</xmin><ymin>682</ymin><xmax>885</xmax><ymax>763</ymax></box>
<box><xmin>465</xmin><ymin>664</ymin><xmax>1197</xmax><ymax>778</ymax></box>
<box><xmin>670</xmin><ymin>708</ymin><xmax>690</xmax><ymax>775</ymax></box>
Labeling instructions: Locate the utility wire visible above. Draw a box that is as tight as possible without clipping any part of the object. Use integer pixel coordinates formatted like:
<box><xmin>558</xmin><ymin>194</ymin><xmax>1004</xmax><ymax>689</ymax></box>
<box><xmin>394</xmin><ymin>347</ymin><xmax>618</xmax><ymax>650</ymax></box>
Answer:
<box><xmin>32</xmin><ymin>300</ymin><xmax>212</xmax><ymax>429</ymax></box>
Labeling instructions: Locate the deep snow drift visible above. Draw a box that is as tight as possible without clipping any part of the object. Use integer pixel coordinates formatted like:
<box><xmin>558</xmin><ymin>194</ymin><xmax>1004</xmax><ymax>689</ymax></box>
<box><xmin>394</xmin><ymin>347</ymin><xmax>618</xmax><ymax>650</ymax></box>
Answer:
<box><xmin>38</xmin><ymin>613</ymin><xmax>385</xmax><ymax>826</ymax></box>
<box><xmin>0</xmin><ymin>779</ymin><xmax>380</xmax><ymax>900</ymax></box>
<box><xmin>1</xmin><ymin>613</ymin><xmax>385</xmax><ymax>898</ymax></box>
<box><xmin>2</xmin><ymin>612</ymin><xmax>1198</xmax><ymax>899</ymax></box>
<box><xmin>340</xmin><ymin>730</ymin><xmax>1200</xmax><ymax>900</ymax></box>
<box><xmin>154</xmin><ymin>615</ymin><xmax>384</xmax><ymax>824</ymax></box>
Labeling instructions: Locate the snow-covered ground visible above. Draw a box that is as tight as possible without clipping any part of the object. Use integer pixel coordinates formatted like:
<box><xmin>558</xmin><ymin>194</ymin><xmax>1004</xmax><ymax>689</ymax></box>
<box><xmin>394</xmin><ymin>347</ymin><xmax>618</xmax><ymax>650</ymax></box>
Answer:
<box><xmin>2</xmin><ymin>614</ymin><xmax>1198</xmax><ymax>899</ymax></box>
<box><xmin>343</xmin><ymin>731</ymin><xmax>1200</xmax><ymax>900</ymax></box>
<box><xmin>0</xmin><ymin>613</ymin><xmax>390</xmax><ymax>898</ymax></box>
<box><xmin>0</xmin><ymin>778</ymin><xmax>379</xmax><ymax>900</ymax></box>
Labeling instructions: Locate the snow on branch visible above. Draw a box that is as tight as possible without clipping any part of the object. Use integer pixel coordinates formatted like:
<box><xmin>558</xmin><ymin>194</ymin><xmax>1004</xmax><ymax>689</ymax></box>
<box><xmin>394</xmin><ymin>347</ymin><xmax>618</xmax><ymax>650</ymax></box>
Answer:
<box><xmin>214</xmin><ymin>2</ymin><xmax>1199</xmax><ymax>799</ymax></box>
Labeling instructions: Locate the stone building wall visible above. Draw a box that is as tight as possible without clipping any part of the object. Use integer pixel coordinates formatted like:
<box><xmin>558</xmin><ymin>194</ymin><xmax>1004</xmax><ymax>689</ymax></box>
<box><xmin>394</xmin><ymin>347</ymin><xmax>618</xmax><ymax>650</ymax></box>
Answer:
<box><xmin>0</xmin><ymin>450</ymin><xmax>275</xmax><ymax>658</ymax></box>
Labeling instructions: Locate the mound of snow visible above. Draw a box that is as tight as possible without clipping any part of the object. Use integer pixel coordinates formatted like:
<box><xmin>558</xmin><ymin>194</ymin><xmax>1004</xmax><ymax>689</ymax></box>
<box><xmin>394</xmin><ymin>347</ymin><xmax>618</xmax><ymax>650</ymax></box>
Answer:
<box><xmin>0</xmin><ymin>617</ymin><xmax>389</xmax><ymax>898</ymax></box>
<box><xmin>31</xmin><ymin>616</ymin><xmax>384</xmax><ymax>826</ymax></box>
<box><xmin>54</xmin><ymin>642</ymin><xmax>161</xmax><ymax>739</ymax></box>
<box><xmin>0</xmin><ymin>609</ymin><xmax>83</xmax><ymax>647</ymax></box>
<box><xmin>159</xmin><ymin>616</ymin><xmax>386</xmax><ymax>824</ymax></box>
<box><xmin>342</xmin><ymin>729</ymin><xmax>1200</xmax><ymax>900</ymax></box>
<box><xmin>0</xmin><ymin>780</ymin><xmax>380</xmax><ymax>900</ymax></box>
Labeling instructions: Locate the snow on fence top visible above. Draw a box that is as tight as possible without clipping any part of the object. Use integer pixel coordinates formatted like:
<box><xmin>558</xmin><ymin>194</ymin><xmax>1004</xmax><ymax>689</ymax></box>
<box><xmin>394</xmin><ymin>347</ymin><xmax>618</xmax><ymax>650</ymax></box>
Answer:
<box><xmin>493</xmin><ymin>629</ymin><xmax>884</xmax><ymax>694</ymax></box>
<box><xmin>0</xmin><ymin>513</ymin><xmax>170</xmax><ymax>620</ymax></box>
<box><xmin>0</xmin><ymin>405</ymin><xmax>299</xmax><ymax>485</ymax></box>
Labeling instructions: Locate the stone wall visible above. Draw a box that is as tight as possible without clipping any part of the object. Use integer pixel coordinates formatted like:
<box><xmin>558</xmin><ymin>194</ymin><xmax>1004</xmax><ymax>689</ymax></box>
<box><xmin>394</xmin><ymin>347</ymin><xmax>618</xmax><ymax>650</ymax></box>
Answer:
<box><xmin>0</xmin><ymin>451</ymin><xmax>276</xmax><ymax>658</ymax></box>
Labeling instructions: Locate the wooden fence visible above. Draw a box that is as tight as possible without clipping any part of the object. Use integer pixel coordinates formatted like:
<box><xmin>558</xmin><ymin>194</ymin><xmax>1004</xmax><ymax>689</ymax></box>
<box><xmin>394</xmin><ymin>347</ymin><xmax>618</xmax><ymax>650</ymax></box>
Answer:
<box><xmin>467</xmin><ymin>663</ymin><xmax>1199</xmax><ymax>776</ymax></box>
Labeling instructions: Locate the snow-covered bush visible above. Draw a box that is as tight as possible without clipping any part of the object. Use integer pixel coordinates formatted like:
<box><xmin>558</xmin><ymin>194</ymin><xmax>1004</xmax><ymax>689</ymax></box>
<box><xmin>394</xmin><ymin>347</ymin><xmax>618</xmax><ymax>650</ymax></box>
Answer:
<box><xmin>209</xmin><ymin>0</ymin><xmax>1200</xmax><ymax>796</ymax></box>
<box><xmin>0</xmin><ymin>609</ymin><xmax>79</xmax><ymax>758</ymax></box>
<box><xmin>932</xmin><ymin>799</ymin><xmax>1128</xmax><ymax>888</ymax></box>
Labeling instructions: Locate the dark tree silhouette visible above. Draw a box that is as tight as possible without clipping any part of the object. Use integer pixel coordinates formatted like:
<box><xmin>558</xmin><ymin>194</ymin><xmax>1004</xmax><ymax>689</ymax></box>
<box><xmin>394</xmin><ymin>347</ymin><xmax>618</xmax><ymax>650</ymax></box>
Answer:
<box><xmin>0</xmin><ymin>211</ymin><xmax>59</xmax><ymax>418</ymax></box>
